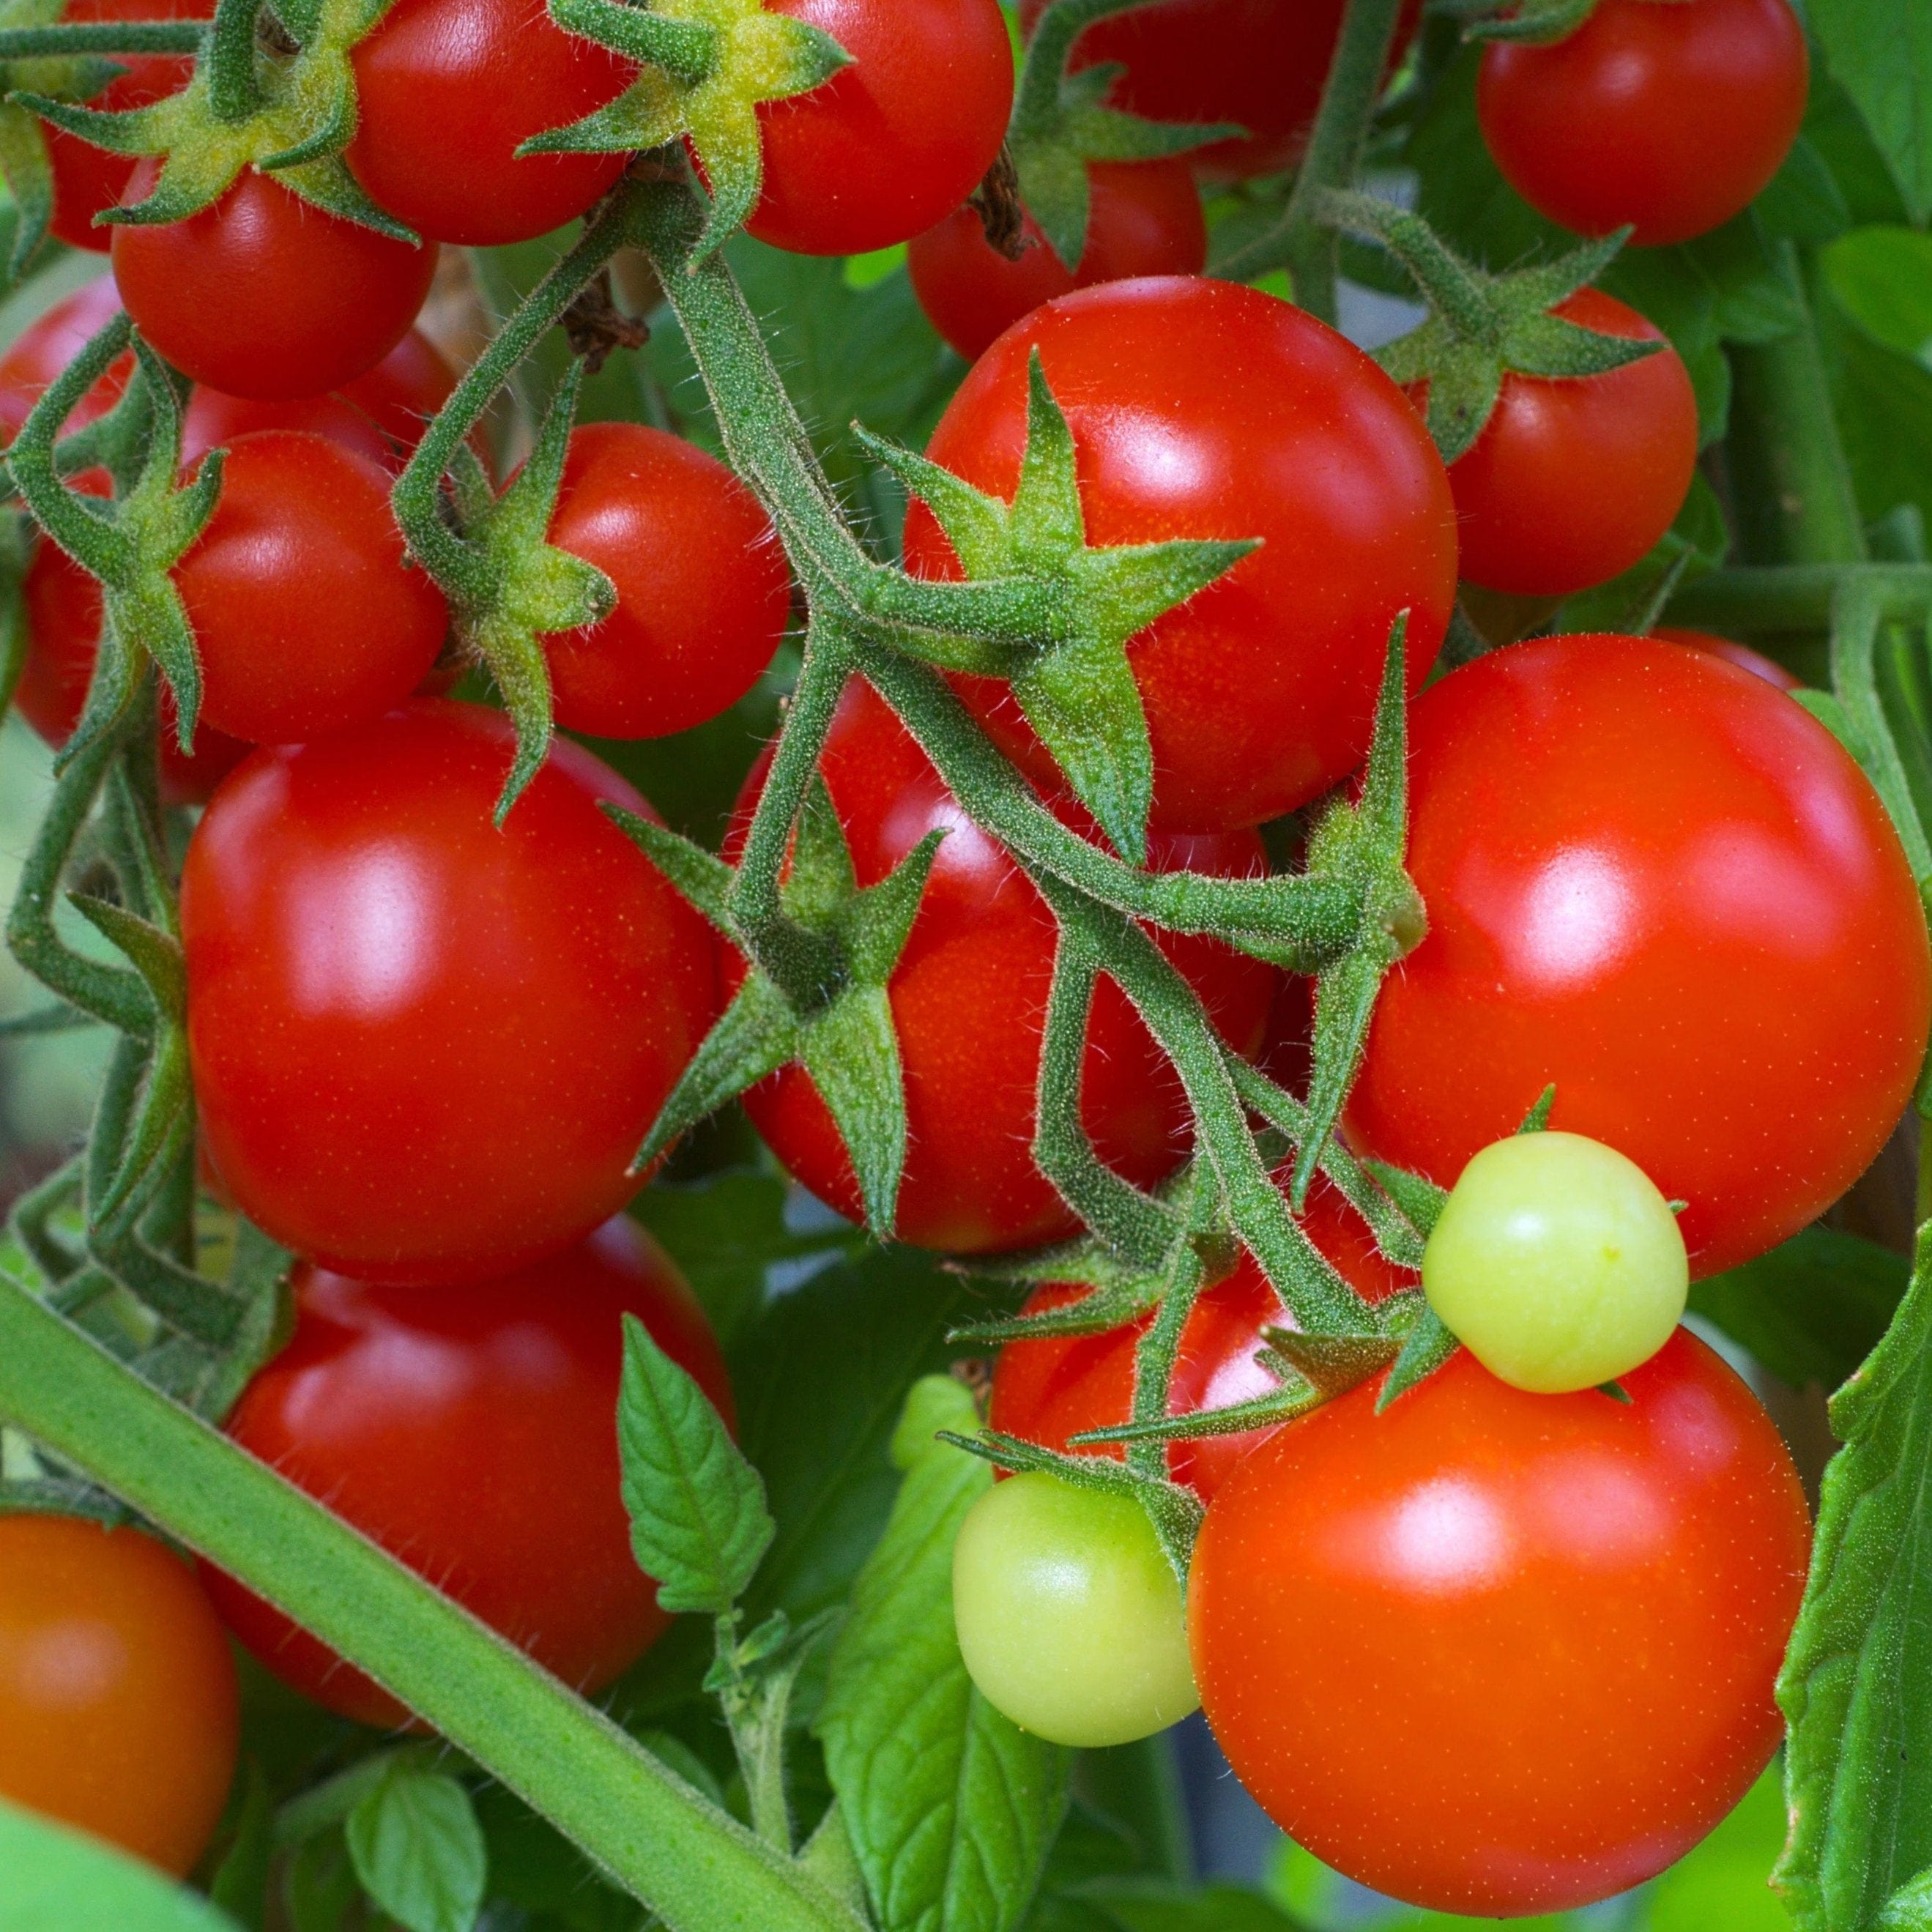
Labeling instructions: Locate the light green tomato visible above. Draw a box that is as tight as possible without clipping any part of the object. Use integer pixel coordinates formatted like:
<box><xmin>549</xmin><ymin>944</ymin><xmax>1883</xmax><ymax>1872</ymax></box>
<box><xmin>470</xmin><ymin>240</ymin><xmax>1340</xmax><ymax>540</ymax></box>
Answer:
<box><xmin>1422</xmin><ymin>1129</ymin><xmax>1688</xmax><ymax>1394</ymax></box>
<box><xmin>951</xmin><ymin>1471</ymin><xmax>1198</xmax><ymax>1748</ymax></box>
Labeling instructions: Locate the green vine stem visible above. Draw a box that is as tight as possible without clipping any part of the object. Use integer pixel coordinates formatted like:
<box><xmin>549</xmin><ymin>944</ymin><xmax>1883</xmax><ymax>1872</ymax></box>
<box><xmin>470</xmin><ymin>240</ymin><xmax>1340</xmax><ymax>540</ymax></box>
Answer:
<box><xmin>0</xmin><ymin>18</ymin><xmax>205</xmax><ymax>55</ymax></box>
<box><xmin>1209</xmin><ymin>0</ymin><xmax>1408</xmax><ymax>311</ymax></box>
<box><xmin>1665</xmin><ymin>563</ymin><xmax>1932</xmax><ymax>636</ymax></box>
<box><xmin>0</xmin><ymin>1272</ymin><xmax>870</xmax><ymax>1932</ymax></box>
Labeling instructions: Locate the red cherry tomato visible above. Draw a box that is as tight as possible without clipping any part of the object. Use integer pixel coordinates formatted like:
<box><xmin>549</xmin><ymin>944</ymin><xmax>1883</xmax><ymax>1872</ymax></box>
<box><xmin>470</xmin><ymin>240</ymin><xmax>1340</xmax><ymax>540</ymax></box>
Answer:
<box><xmin>346</xmin><ymin>0</ymin><xmax>636</xmax><ymax>247</ymax></box>
<box><xmin>1189</xmin><ymin>1331</ymin><xmax>1811</xmax><ymax>1916</ymax></box>
<box><xmin>741</xmin><ymin>0</ymin><xmax>1014</xmax><ymax>257</ymax></box>
<box><xmin>111</xmin><ymin>165</ymin><xmax>439</xmax><ymax>401</ymax></box>
<box><xmin>1478</xmin><ymin>0</ymin><xmax>1809</xmax><ymax>248</ymax></box>
<box><xmin>903</xmin><ymin>278</ymin><xmax>1458</xmax><ymax>834</ymax></box>
<box><xmin>1653</xmin><ymin>625</ymin><xmax>1802</xmax><ymax>692</ymax></box>
<box><xmin>730</xmin><ymin>678</ymin><xmax>1278</xmax><ymax>1252</ymax></box>
<box><xmin>0</xmin><ymin>278</ymin><xmax>130</xmax><ymax>446</ymax></box>
<box><xmin>204</xmin><ymin>1216</ymin><xmax>729</xmax><ymax>1728</ymax></box>
<box><xmin>43</xmin><ymin>0</ymin><xmax>212</xmax><ymax>251</ymax></box>
<box><xmin>540</xmin><ymin>420</ymin><xmax>790</xmax><ymax>739</ymax></box>
<box><xmin>990</xmin><ymin>1173</ymin><xmax>1414</xmax><ymax>1499</ymax></box>
<box><xmin>907</xmin><ymin>159</ymin><xmax>1208</xmax><ymax>362</ymax></box>
<box><xmin>1427</xmin><ymin>289</ymin><xmax>1699</xmax><ymax>597</ymax></box>
<box><xmin>182</xmin><ymin>699</ymin><xmax>718</xmax><ymax>1284</ymax></box>
<box><xmin>338</xmin><ymin>326</ymin><xmax>460</xmax><ymax>454</ymax></box>
<box><xmin>0</xmin><ymin>1514</ymin><xmax>239</xmax><ymax>1876</ymax></box>
<box><xmin>171</xmin><ymin>430</ymin><xmax>449</xmax><ymax>743</ymax></box>
<box><xmin>15</xmin><ymin>489</ymin><xmax>250</xmax><ymax>805</ymax></box>
<box><xmin>1347</xmin><ymin>634</ymin><xmax>1931</xmax><ymax>1278</ymax></box>
<box><xmin>1019</xmin><ymin>0</ymin><xmax>1422</xmax><ymax>182</ymax></box>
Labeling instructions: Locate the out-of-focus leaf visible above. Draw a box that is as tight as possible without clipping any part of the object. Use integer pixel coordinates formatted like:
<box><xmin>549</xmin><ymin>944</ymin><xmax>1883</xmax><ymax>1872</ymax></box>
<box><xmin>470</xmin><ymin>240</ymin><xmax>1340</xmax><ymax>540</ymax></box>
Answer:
<box><xmin>1816</xmin><ymin>264</ymin><xmax>1932</xmax><ymax>540</ymax></box>
<box><xmin>1808</xmin><ymin>0</ymin><xmax>1932</xmax><ymax>224</ymax></box>
<box><xmin>343</xmin><ymin>1759</ymin><xmax>486</xmax><ymax>1932</ymax></box>
<box><xmin>1821</xmin><ymin>227</ymin><xmax>1932</xmax><ymax>366</ymax></box>
<box><xmin>1649</xmin><ymin>1768</ymin><xmax>1787</xmax><ymax>1931</ymax></box>
<box><xmin>0</xmin><ymin>1797</ymin><xmax>242</xmax><ymax>1931</ymax></box>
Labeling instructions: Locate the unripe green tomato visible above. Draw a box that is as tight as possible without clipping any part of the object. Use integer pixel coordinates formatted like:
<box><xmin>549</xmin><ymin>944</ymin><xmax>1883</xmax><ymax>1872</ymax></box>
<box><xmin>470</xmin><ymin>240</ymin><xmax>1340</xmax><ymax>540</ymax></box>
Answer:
<box><xmin>951</xmin><ymin>1471</ymin><xmax>1198</xmax><ymax>1748</ymax></box>
<box><xmin>1422</xmin><ymin>1129</ymin><xmax>1688</xmax><ymax>1394</ymax></box>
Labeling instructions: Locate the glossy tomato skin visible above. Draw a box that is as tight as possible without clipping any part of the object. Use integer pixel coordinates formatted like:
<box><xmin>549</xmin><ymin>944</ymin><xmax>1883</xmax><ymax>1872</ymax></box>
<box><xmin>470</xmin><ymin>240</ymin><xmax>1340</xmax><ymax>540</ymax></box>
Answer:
<box><xmin>743</xmin><ymin>0</ymin><xmax>1014</xmax><ymax>257</ymax></box>
<box><xmin>1019</xmin><ymin>0</ymin><xmax>1422</xmax><ymax>182</ymax></box>
<box><xmin>0</xmin><ymin>1515</ymin><xmax>239</xmax><ymax>1876</ymax></box>
<box><xmin>1435</xmin><ymin>289</ymin><xmax>1698</xmax><ymax>597</ymax></box>
<box><xmin>112</xmin><ymin>165</ymin><xmax>439</xmax><ymax>400</ymax></box>
<box><xmin>1653</xmin><ymin>625</ymin><xmax>1802</xmax><ymax>692</ymax></box>
<box><xmin>16</xmin><ymin>507</ymin><xmax>250</xmax><ymax>804</ymax></box>
<box><xmin>182</xmin><ymin>700</ymin><xmax>718</xmax><ymax>1284</ymax></box>
<box><xmin>991</xmin><ymin>1173</ymin><xmax>1414</xmax><ymax>1498</ymax></box>
<box><xmin>347</xmin><ymin>0</ymin><xmax>636</xmax><ymax>246</ymax></box>
<box><xmin>1347</xmin><ymin>634</ymin><xmax>1932</xmax><ymax>1278</ymax></box>
<box><xmin>732</xmin><ymin>680</ymin><xmax>1278</xmax><ymax>1252</ymax></box>
<box><xmin>174</xmin><ymin>431</ymin><xmax>449</xmax><ymax>743</ymax></box>
<box><xmin>1478</xmin><ymin>0</ymin><xmax>1809</xmax><ymax>248</ymax></box>
<box><xmin>1189</xmin><ymin>1331</ymin><xmax>1811</xmax><ymax>1916</ymax></box>
<box><xmin>908</xmin><ymin>160</ymin><xmax>1208</xmax><ymax>362</ymax></box>
<box><xmin>204</xmin><ymin>1217</ymin><xmax>729</xmax><ymax>1728</ymax></box>
<box><xmin>904</xmin><ymin>278</ymin><xmax>1458</xmax><ymax>834</ymax></box>
<box><xmin>44</xmin><ymin>0</ymin><xmax>212</xmax><ymax>250</ymax></box>
<box><xmin>541</xmin><ymin>422</ymin><xmax>790</xmax><ymax>738</ymax></box>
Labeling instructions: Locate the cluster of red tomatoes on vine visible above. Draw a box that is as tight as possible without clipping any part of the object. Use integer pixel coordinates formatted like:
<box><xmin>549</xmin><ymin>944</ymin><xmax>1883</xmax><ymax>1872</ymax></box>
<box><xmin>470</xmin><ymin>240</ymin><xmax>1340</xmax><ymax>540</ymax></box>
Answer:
<box><xmin>0</xmin><ymin>0</ymin><xmax>1915</xmax><ymax>1922</ymax></box>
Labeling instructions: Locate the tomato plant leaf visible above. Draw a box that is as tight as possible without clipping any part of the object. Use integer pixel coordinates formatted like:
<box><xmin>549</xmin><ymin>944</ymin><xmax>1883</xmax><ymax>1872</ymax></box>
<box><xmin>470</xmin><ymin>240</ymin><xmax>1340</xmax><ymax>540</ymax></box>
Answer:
<box><xmin>819</xmin><ymin>1375</ymin><xmax>1071</xmax><ymax>1932</ymax></box>
<box><xmin>1059</xmin><ymin>1883</ymin><xmax>1303</xmax><ymax>1932</ymax></box>
<box><xmin>1775</xmin><ymin>1225</ymin><xmax>1932</xmax><ymax>1929</ymax></box>
<box><xmin>619</xmin><ymin>1309</ymin><xmax>775</xmax><ymax>1616</ymax></box>
<box><xmin>0</xmin><ymin>1794</ymin><xmax>246</xmax><ymax>1931</ymax></box>
<box><xmin>343</xmin><ymin>1759</ymin><xmax>486</xmax><ymax>1932</ymax></box>
<box><xmin>1807</xmin><ymin>0</ymin><xmax>1932</xmax><ymax>224</ymax></box>
<box><xmin>1690</xmin><ymin>1224</ymin><xmax>1909</xmax><ymax>1391</ymax></box>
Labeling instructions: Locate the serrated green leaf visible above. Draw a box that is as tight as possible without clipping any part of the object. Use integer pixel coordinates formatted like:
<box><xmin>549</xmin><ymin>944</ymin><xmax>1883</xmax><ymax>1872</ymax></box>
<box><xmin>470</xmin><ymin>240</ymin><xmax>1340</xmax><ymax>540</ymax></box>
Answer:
<box><xmin>0</xmin><ymin>1796</ymin><xmax>245</xmax><ymax>1932</ymax></box>
<box><xmin>341</xmin><ymin>1761</ymin><xmax>486</xmax><ymax>1932</ymax></box>
<box><xmin>1776</xmin><ymin>1224</ymin><xmax>1932</xmax><ymax>1928</ymax></box>
<box><xmin>619</xmin><ymin>1309</ymin><xmax>773</xmax><ymax>1614</ymax></box>
<box><xmin>818</xmin><ymin>1375</ymin><xmax>1071</xmax><ymax>1932</ymax></box>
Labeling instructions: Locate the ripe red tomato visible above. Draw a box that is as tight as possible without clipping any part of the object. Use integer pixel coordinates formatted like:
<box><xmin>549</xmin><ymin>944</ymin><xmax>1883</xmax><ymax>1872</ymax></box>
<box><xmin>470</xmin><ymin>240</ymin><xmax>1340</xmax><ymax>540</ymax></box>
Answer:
<box><xmin>42</xmin><ymin>0</ymin><xmax>213</xmax><ymax>252</ymax></box>
<box><xmin>731</xmin><ymin>678</ymin><xmax>1278</xmax><ymax>1252</ymax></box>
<box><xmin>1019</xmin><ymin>0</ymin><xmax>1422</xmax><ymax>182</ymax></box>
<box><xmin>907</xmin><ymin>160</ymin><xmax>1208</xmax><ymax>362</ymax></box>
<box><xmin>204</xmin><ymin>1216</ymin><xmax>729</xmax><ymax>1728</ymax></box>
<box><xmin>1478</xmin><ymin>0</ymin><xmax>1809</xmax><ymax>248</ymax></box>
<box><xmin>15</xmin><ymin>494</ymin><xmax>251</xmax><ymax>805</ymax></box>
<box><xmin>0</xmin><ymin>1514</ymin><xmax>239</xmax><ymax>1876</ymax></box>
<box><xmin>182</xmin><ymin>699</ymin><xmax>718</xmax><ymax>1284</ymax></box>
<box><xmin>903</xmin><ymin>278</ymin><xmax>1458</xmax><ymax>835</ymax></box>
<box><xmin>1653</xmin><ymin>625</ymin><xmax>1802</xmax><ymax>692</ymax></box>
<box><xmin>742</xmin><ymin>0</ymin><xmax>1014</xmax><ymax>257</ymax></box>
<box><xmin>540</xmin><ymin>421</ymin><xmax>790</xmax><ymax>739</ymax></box>
<box><xmin>171</xmin><ymin>430</ymin><xmax>449</xmax><ymax>743</ymax></box>
<box><xmin>1188</xmin><ymin>1331</ymin><xmax>1811</xmax><ymax>1917</ymax></box>
<box><xmin>337</xmin><ymin>325</ymin><xmax>459</xmax><ymax>453</ymax></box>
<box><xmin>1427</xmin><ymin>289</ymin><xmax>1699</xmax><ymax>597</ymax></box>
<box><xmin>346</xmin><ymin>0</ymin><xmax>636</xmax><ymax>247</ymax></box>
<box><xmin>111</xmin><ymin>166</ymin><xmax>439</xmax><ymax>400</ymax></box>
<box><xmin>989</xmin><ymin>1172</ymin><xmax>1415</xmax><ymax>1499</ymax></box>
<box><xmin>1347</xmin><ymin>634</ymin><xmax>1932</xmax><ymax>1278</ymax></box>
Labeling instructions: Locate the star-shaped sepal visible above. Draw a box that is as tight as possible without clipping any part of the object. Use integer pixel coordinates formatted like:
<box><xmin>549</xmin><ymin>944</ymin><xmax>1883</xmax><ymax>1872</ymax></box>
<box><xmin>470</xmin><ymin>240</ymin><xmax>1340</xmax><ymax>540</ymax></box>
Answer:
<box><xmin>525</xmin><ymin>0</ymin><xmax>847</xmax><ymax>261</ymax></box>
<box><xmin>861</xmin><ymin>353</ymin><xmax>1255</xmax><ymax>866</ymax></box>
<box><xmin>1315</xmin><ymin>189</ymin><xmax>1663</xmax><ymax>465</ymax></box>
<box><xmin>603</xmin><ymin>774</ymin><xmax>944</xmax><ymax>1240</ymax></box>
<box><xmin>1434</xmin><ymin>0</ymin><xmax>1601</xmax><ymax>44</ymax></box>
<box><xmin>16</xmin><ymin>0</ymin><xmax>415</xmax><ymax>239</ymax></box>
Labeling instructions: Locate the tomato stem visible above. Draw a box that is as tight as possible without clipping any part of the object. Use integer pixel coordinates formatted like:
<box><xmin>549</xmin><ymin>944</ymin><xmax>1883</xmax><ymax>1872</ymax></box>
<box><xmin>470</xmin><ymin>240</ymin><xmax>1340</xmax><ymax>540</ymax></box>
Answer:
<box><xmin>0</xmin><ymin>18</ymin><xmax>206</xmax><ymax>56</ymax></box>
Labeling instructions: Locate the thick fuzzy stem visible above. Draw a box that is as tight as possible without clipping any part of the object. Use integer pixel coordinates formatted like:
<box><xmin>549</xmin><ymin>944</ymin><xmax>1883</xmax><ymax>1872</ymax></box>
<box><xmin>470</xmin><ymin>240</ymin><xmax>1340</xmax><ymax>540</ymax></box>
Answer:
<box><xmin>0</xmin><ymin>18</ymin><xmax>204</xmax><ymax>53</ymax></box>
<box><xmin>0</xmin><ymin>1277</ymin><xmax>870</xmax><ymax>1932</ymax></box>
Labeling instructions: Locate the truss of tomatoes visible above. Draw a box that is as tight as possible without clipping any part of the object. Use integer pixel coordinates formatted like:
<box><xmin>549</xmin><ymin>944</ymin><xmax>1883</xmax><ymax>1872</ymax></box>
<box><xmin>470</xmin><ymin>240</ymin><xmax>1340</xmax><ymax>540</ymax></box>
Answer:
<box><xmin>0</xmin><ymin>0</ymin><xmax>1900</xmax><ymax>1922</ymax></box>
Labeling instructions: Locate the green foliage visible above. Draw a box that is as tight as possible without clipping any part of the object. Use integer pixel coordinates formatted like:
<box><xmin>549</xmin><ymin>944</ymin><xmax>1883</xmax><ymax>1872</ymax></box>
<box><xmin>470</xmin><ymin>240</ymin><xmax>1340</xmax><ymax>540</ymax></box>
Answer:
<box><xmin>1690</xmin><ymin>1224</ymin><xmax>1909</xmax><ymax>1390</ymax></box>
<box><xmin>818</xmin><ymin>1375</ymin><xmax>1071</xmax><ymax>1932</ymax></box>
<box><xmin>618</xmin><ymin>1309</ymin><xmax>775</xmax><ymax>1615</ymax></box>
<box><xmin>1808</xmin><ymin>0</ymin><xmax>1932</xmax><ymax>225</ymax></box>
<box><xmin>0</xmin><ymin>1797</ymin><xmax>243</xmax><ymax>1931</ymax></box>
<box><xmin>342</xmin><ymin>1757</ymin><xmax>487</xmax><ymax>1932</ymax></box>
<box><xmin>1777</xmin><ymin>1228</ymin><xmax>1932</xmax><ymax>1929</ymax></box>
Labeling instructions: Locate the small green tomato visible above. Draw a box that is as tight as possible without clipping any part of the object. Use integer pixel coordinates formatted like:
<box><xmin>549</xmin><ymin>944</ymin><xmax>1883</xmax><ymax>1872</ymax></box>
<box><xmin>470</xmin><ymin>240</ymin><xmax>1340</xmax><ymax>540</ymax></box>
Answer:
<box><xmin>1422</xmin><ymin>1129</ymin><xmax>1688</xmax><ymax>1394</ymax></box>
<box><xmin>951</xmin><ymin>1471</ymin><xmax>1198</xmax><ymax>1748</ymax></box>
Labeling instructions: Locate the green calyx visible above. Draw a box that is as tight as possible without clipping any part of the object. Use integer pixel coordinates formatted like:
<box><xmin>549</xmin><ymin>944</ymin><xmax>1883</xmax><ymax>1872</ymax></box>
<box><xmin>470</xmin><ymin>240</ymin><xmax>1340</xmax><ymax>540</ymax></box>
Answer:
<box><xmin>1316</xmin><ymin>187</ymin><xmax>1662</xmax><ymax>466</ymax></box>
<box><xmin>7</xmin><ymin>314</ymin><xmax>223</xmax><ymax>771</ymax></box>
<box><xmin>864</xmin><ymin>352</ymin><xmax>1256</xmax><ymax>866</ymax></box>
<box><xmin>605</xmin><ymin>762</ymin><xmax>943</xmax><ymax>1240</ymax></box>
<box><xmin>1435</xmin><ymin>0</ymin><xmax>1602</xmax><ymax>43</ymax></box>
<box><xmin>529</xmin><ymin>0</ymin><xmax>847</xmax><ymax>261</ymax></box>
<box><xmin>420</xmin><ymin>363</ymin><xmax>612</xmax><ymax>823</ymax></box>
<box><xmin>1004</xmin><ymin>0</ymin><xmax>1236</xmax><ymax>271</ymax></box>
<box><xmin>18</xmin><ymin>0</ymin><xmax>412</xmax><ymax>238</ymax></box>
